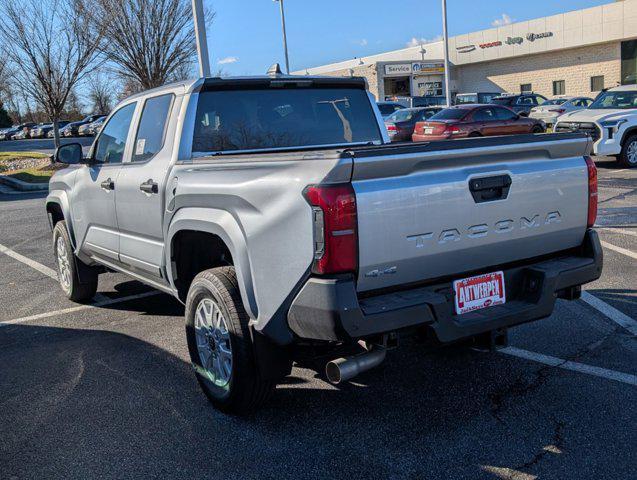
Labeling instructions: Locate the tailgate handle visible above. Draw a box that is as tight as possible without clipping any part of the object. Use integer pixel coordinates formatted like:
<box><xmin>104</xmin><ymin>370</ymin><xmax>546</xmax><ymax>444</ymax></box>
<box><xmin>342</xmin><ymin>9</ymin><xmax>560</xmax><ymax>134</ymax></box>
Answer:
<box><xmin>469</xmin><ymin>175</ymin><xmax>512</xmax><ymax>203</ymax></box>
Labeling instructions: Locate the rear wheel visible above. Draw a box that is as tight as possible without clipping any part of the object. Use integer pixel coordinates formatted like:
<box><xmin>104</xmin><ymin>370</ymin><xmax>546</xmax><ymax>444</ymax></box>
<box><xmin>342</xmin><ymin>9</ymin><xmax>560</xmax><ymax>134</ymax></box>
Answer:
<box><xmin>468</xmin><ymin>132</ymin><xmax>482</xmax><ymax>138</ymax></box>
<box><xmin>185</xmin><ymin>267</ymin><xmax>276</xmax><ymax>414</ymax></box>
<box><xmin>532</xmin><ymin>125</ymin><xmax>544</xmax><ymax>134</ymax></box>
<box><xmin>618</xmin><ymin>135</ymin><xmax>637</xmax><ymax>168</ymax></box>
<box><xmin>53</xmin><ymin>221</ymin><xmax>98</xmax><ymax>302</ymax></box>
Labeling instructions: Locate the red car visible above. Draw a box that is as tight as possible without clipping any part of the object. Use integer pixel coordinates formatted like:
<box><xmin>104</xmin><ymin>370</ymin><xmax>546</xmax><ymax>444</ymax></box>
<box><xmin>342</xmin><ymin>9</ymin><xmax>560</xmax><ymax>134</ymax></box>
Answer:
<box><xmin>412</xmin><ymin>104</ymin><xmax>545</xmax><ymax>142</ymax></box>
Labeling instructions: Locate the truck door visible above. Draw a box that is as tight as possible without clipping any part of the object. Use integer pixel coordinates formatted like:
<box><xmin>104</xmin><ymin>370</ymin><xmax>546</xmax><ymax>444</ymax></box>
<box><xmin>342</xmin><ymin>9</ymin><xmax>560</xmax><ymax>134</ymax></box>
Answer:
<box><xmin>114</xmin><ymin>93</ymin><xmax>178</xmax><ymax>280</ymax></box>
<box><xmin>70</xmin><ymin>102</ymin><xmax>137</xmax><ymax>263</ymax></box>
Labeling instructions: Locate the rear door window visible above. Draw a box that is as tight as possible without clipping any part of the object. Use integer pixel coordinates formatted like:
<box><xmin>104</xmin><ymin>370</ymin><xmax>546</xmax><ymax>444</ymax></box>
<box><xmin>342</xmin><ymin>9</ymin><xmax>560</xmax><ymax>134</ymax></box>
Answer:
<box><xmin>132</xmin><ymin>94</ymin><xmax>174</xmax><ymax>162</ymax></box>
<box><xmin>193</xmin><ymin>88</ymin><xmax>383</xmax><ymax>153</ymax></box>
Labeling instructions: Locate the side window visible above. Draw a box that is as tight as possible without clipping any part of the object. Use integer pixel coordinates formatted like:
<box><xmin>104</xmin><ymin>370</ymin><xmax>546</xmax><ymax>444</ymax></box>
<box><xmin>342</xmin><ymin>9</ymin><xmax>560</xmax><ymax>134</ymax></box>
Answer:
<box><xmin>132</xmin><ymin>94</ymin><xmax>174</xmax><ymax>162</ymax></box>
<box><xmin>473</xmin><ymin>108</ymin><xmax>496</xmax><ymax>122</ymax></box>
<box><xmin>94</xmin><ymin>103</ymin><xmax>137</xmax><ymax>164</ymax></box>
<box><xmin>495</xmin><ymin>107</ymin><xmax>517</xmax><ymax>120</ymax></box>
<box><xmin>533</xmin><ymin>95</ymin><xmax>545</xmax><ymax>105</ymax></box>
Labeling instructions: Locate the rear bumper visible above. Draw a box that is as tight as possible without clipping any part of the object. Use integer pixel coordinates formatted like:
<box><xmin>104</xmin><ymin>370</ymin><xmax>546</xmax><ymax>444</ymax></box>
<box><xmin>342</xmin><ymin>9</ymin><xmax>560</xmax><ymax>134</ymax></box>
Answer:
<box><xmin>287</xmin><ymin>230</ymin><xmax>603</xmax><ymax>344</ymax></box>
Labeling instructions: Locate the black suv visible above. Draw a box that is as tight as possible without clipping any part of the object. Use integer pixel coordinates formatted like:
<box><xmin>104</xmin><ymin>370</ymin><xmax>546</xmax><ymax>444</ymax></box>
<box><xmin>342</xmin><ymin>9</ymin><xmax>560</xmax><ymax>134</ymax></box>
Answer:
<box><xmin>490</xmin><ymin>93</ymin><xmax>547</xmax><ymax>116</ymax></box>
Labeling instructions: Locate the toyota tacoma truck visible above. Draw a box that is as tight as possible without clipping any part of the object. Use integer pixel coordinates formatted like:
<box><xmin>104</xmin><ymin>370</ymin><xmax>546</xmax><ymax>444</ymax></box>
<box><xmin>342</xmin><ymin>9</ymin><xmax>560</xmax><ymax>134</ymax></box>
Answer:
<box><xmin>46</xmin><ymin>70</ymin><xmax>603</xmax><ymax>414</ymax></box>
<box><xmin>555</xmin><ymin>84</ymin><xmax>637</xmax><ymax>168</ymax></box>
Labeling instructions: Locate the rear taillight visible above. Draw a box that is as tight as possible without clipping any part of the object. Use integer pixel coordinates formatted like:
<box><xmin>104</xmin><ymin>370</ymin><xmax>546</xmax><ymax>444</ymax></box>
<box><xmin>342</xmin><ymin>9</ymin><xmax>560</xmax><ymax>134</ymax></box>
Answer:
<box><xmin>304</xmin><ymin>184</ymin><xmax>358</xmax><ymax>275</ymax></box>
<box><xmin>386</xmin><ymin>124</ymin><xmax>397</xmax><ymax>132</ymax></box>
<box><xmin>585</xmin><ymin>156</ymin><xmax>598</xmax><ymax>228</ymax></box>
<box><xmin>444</xmin><ymin>124</ymin><xmax>461</xmax><ymax>135</ymax></box>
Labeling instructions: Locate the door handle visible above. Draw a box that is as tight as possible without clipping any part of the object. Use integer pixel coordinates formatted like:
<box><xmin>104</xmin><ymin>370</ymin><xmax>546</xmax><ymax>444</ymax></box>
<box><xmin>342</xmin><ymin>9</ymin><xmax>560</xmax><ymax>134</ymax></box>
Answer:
<box><xmin>469</xmin><ymin>175</ymin><xmax>512</xmax><ymax>203</ymax></box>
<box><xmin>100</xmin><ymin>178</ymin><xmax>115</xmax><ymax>191</ymax></box>
<box><xmin>140</xmin><ymin>179</ymin><xmax>159</xmax><ymax>194</ymax></box>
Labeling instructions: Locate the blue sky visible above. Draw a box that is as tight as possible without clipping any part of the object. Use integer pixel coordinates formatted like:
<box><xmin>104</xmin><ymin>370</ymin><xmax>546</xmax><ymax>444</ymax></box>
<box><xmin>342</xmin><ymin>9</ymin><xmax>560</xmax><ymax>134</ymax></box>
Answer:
<box><xmin>205</xmin><ymin>0</ymin><xmax>611</xmax><ymax>76</ymax></box>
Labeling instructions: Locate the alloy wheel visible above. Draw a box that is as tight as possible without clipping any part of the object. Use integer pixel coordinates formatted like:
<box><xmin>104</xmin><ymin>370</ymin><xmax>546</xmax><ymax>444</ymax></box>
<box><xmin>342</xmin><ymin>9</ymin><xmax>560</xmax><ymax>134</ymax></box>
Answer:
<box><xmin>194</xmin><ymin>298</ymin><xmax>233</xmax><ymax>387</ymax></box>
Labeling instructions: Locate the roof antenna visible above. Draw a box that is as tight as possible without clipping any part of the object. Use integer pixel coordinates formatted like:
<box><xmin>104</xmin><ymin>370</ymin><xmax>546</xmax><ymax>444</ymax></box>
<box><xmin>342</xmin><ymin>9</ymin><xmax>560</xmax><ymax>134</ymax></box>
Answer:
<box><xmin>267</xmin><ymin>63</ymin><xmax>284</xmax><ymax>76</ymax></box>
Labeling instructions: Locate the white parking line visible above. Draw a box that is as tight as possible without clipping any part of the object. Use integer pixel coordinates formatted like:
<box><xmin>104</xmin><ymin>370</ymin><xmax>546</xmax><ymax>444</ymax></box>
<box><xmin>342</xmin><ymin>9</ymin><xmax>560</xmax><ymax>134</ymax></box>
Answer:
<box><xmin>0</xmin><ymin>242</ymin><xmax>57</xmax><ymax>279</ymax></box>
<box><xmin>601</xmin><ymin>240</ymin><xmax>637</xmax><ymax>261</ymax></box>
<box><xmin>0</xmin><ymin>291</ymin><xmax>163</xmax><ymax>327</ymax></box>
<box><xmin>500</xmin><ymin>347</ymin><xmax>637</xmax><ymax>386</ymax></box>
<box><xmin>599</xmin><ymin>227</ymin><xmax>637</xmax><ymax>239</ymax></box>
<box><xmin>581</xmin><ymin>292</ymin><xmax>637</xmax><ymax>336</ymax></box>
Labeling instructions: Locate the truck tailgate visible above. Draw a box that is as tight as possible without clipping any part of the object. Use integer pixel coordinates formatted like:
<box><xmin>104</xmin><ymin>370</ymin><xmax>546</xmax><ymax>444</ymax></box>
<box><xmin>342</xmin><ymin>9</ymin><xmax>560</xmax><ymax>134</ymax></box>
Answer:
<box><xmin>350</xmin><ymin>134</ymin><xmax>592</xmax><ymax>292</ymax></box>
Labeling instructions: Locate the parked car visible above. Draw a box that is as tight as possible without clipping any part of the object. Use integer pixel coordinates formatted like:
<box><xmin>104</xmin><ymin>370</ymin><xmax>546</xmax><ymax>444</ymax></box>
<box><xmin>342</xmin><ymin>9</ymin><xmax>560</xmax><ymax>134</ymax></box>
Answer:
<box><xmin>12</xmin><ymin>128</ymin><xmax>30</xmax><ymax>140</ymax></box>
<box><xmin>0</xmin><ymin>127</ymin><xmax>14</xmax><ymax>140</ymax></box>
<box><xmin>490</xmin><ymin>93</ymin><xmax>548</xmax><ymax>116</ymax></box>
<box><xmin>1</xmin><ymin>122</ymin><xmax>36</xmax><ymax>140</ymax></box>
<box><xmin>455</xmin><ymin>92</ymin><xmax>501</xmax><ymax>105</ymax></box>
<box><xmin>78</xmin><ymin>116</ymin><xmax>106</xmax><ymax>136</ymax></box>
<box><xmin>385</xmin><ymin>107</ymin><xmax>442</xmax><ymax>142</ymax></box>
<box><xmin>45</xmin><ymin>121</ymin><xmax>71</xmax><ymax>138</ymax></box>
<box><xmin>62</xmin><ymin>114</ymin><xmax>106</xmax><ymax>137</ymax></box>
<box><xmin>555</xmin><ymin>84</ymin><xmax>637</xmax><ymax>167</ymax></box>
<box><xmin>29</xmin><ymin>123</ymin><xmax>53</xmax><ymax>139</ymax></box>
<box><xmin>377</xmin><ymin>101</ymin><xmax>405</xmax><ymax>119</ymax></box>
<box><xmin>412</xmin><ymin>104</ymin><xmax>545</xmax><ymax>142</ymax></box>
<box><xmin>389</xmin><ymin>95</ymin><xmax>448</xmax><ymax>108</ymax></box>
<box><xmin>47</xmin><ymin>74</ymin><xmax>601</xmax><ymax>414</ymax></box>
<box><xmin>529</xmin><ymin>97</ymin><xmax>594</xmax><ymax>128</ymax></box>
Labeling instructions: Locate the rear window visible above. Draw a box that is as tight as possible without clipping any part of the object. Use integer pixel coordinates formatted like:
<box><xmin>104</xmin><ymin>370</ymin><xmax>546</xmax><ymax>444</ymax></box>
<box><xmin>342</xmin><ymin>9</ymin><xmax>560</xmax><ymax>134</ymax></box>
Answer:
<box><xmin>386</xmin><ymin>109</ymin><xmax>421</xmax><ymax>122</ymax></box>
<box><xmin>429</xmin><ymin>108</ymin><xmax>469</xmax><ymax>120</ymax></box>
<box><xmin>455</xmin><ymin>94</ymin><xmax>478</xmax><ymax>104</ymax></box>
<box><xmin>192</xmin><ymin>88</ymin><xmax>382</xmax><ymax>154</ymax></box>
<box><xmin>491</xmin><ymin>97</ymin><xmax>514</xmax><ymax>105</ymax></box>
<box><xmin>542</xmin><ymin>99</ymin><xmax>568</xmax><ymax>106</ymax></box>
<box><xmin>378</xmin><ymin>103</ymin><xmax>402</xmax><ymax>115</ymax></box>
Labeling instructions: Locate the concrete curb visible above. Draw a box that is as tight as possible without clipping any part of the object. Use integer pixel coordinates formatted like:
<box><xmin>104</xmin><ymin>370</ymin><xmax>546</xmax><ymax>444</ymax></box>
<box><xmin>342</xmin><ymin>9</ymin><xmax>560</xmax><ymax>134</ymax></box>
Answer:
<box><xmin>0</xmin><ymin>175</ymin><xmax>48</xmax><ymax>192</ymax></box>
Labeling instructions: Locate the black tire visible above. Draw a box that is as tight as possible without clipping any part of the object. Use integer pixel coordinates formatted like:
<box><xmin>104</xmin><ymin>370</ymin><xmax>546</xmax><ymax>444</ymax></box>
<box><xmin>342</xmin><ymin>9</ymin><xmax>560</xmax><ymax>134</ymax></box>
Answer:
<box><xmin>532</xmin><ymin>125</ymin><xmax>544</xmax><ymax>134</ymax></box>
<box><xmin>618</xmin><ymin>134</ymin><xmax>637</xmax><ymax>168</ymax></box>
<box><xmin>468</xmin><ymin>132</ymin><xmax>482</xmax><ymax>137</ymax></box>
<box><xmin>185</xmin><ymin>267</ymin><xmax>275</xmax><ymax>414</ymax></box>
<box><xmin>52</xmin><ymin>221</ymin><xmax>98</xmax><ymax>302</ymax></box>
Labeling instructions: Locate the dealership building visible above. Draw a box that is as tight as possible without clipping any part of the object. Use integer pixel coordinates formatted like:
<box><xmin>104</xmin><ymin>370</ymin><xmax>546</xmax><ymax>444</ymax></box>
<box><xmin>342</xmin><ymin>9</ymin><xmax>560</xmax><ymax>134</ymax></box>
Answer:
<box><xmin>295</xmin><ymin>0</ymin><xmax>637</xmax><ymax>101</ymax></box>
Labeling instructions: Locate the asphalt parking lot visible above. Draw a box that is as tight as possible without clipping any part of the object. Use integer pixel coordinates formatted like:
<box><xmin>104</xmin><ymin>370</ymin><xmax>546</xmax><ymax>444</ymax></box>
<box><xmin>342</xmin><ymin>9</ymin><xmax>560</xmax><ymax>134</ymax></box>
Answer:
<box><xmin>0</xmin><ymin>136</ymin><xmax>94</xmax><ymax>155</ymax></box>
<box><xmin>0</xmin><ymin>156</ymin><xmax>635</xmax><ymax>479</ymax></box>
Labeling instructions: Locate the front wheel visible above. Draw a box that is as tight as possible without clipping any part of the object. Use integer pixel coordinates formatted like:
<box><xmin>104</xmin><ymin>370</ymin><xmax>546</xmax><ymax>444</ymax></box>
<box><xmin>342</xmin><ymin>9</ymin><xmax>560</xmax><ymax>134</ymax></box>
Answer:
<box><xmin>185</xmin><ymin>267</ymin><xmax>276</xmax><ymax>414</ymax></box>
<box><xmin>53</xmin><ymin>221</ymin><xmax>98</xmax><ymax>302</ymax></box>
<box><xmin>532</xmin><ymin>125</ymin><xmax>544</xmax><ymax>134</ymax></box>
<box><xmin>618</xmin><ymin>135</ymin><xmax>637</xmax><ymax>168</ymax></box>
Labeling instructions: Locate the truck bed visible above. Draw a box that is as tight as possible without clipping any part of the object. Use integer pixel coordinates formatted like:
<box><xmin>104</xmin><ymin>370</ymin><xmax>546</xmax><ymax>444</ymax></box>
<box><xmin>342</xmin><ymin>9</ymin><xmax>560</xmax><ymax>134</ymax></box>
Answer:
<box><xmin>345</xmin><ymin>133</ymin><xmax>592</xmax><ymax>292</ymax></box>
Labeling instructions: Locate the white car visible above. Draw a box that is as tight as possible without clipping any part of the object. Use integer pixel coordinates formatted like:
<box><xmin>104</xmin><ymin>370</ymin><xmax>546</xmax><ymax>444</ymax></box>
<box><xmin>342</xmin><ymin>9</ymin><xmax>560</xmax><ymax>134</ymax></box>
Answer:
<box><xmin>529</xmin><ymin>96</ymin><xmax>593</xmax><ymax>128</ymax></box>
<box><xmin>555</xmin><ymin>85</ymin><xmax>637</xmax><ymax>168</ymax></box>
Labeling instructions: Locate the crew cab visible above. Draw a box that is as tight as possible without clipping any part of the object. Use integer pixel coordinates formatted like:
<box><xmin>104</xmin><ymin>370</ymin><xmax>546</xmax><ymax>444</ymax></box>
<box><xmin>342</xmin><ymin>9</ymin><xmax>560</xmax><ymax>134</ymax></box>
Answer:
<box><xmin>46</xmin><ymin>70</ymin><xmax>603</xmax><ymax>414</ymax></box>
<box><xmin>555</xmin><ymin>85</ymin><xmax>637</xmax><ymax>167</ymax></box>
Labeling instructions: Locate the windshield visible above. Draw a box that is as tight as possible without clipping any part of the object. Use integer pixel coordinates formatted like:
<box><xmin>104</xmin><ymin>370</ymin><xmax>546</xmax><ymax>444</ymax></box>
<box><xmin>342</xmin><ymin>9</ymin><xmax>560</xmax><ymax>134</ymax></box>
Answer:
<box><xmin>193</xmin><ymin>88</ymin><xmax>383</xmax><ymax>154</ymax></box>
<box><xmin>386</xmin><ymin>109</ymin><xmax>420</xmax><ymax>122</ymax></box>
<box><xmin>378</xmin><ymin>103</ymin><xmax>401</xmax><ymax>115</ymax></box>
<box><xmin>491</xmin><ymin>97</ymin><xmax>514</xmax><ymax>105</ymax></box>
<box><xmin>589</xmin><ymin>91</ymin><xmax>637</xmax><ymax>109</ymax></box>
<box><xmin>541</xmin><ymin>99</ymin><xmax>568</xmax><ymax>106</ymax></box>
<box><xmin>429</xmin><ymin>108</ymin><xmax>469</xmax><ymax>121</ymax></box>
<box><xmin>456</xmin><ymin>94</ymin><xmax>478</xmax><ymax>104</ymax></box>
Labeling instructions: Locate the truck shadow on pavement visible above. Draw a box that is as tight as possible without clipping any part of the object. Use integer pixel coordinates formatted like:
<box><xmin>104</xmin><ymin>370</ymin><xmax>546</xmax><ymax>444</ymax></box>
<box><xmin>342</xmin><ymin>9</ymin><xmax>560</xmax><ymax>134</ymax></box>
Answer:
<box><xmin>3</xmin><ymin>316</ymin><xmax>621</xmax><ymax>479</ymax></box>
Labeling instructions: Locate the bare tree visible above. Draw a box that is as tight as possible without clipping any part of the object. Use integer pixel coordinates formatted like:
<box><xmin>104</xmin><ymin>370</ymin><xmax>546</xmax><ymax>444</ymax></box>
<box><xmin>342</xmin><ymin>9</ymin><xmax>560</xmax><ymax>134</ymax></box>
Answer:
<box><xmin>86</xmin><ymin>0</ymin><xmax>211</xmax><ymax>90</ymax></box>
<box><xmin>0</xmin><ymin>0</ymin><xmax>106</xmax><ymax>148</ymax></box>
<box><xmin>87</xmin><ymin>74</ymin><xmax>115</xmax><ymax>114</ymax></box>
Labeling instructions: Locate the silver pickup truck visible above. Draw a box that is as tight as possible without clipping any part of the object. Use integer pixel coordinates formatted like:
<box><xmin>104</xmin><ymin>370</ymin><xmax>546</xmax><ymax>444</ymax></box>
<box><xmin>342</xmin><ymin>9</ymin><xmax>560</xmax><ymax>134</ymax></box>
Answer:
<box><xmin>47</xmin><ymin>73</ymin><xmax>603</xmax><ymax>414</ymax></box>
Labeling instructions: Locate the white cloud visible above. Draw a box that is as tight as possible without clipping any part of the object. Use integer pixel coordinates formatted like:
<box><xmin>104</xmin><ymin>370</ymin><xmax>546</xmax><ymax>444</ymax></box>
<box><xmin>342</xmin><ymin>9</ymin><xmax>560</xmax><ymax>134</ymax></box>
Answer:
<box><xmin>491</xmin><ymin>14</ymin><xmax>514</xmax><ymax>27</ymax></box>
<box><xmin>406</xmin><ymin>35</ymin><xmax>443</xmax><ymax>48</ymax></box>
<box><xmin>218</xmin><ymin>56</ymin><xmax>239</xmax><ymax>65</ymax></box>
<box><xmin>353</xmin><ymin>39</ymin><xmax>368</xmax><ymax>47</ymax></box>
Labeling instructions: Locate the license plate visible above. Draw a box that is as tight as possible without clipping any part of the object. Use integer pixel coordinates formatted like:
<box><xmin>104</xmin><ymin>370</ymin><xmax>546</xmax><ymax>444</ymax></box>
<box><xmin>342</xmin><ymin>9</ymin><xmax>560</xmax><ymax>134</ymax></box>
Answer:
<box><xmin>424</xmin><ymin>127</ymin><xmax>433</xmax><ymax>134</ymax></box>
<box><xmin>453</xmin><ymin>271</ymin><xmax>506</xmax><ymax>315</ymax></box>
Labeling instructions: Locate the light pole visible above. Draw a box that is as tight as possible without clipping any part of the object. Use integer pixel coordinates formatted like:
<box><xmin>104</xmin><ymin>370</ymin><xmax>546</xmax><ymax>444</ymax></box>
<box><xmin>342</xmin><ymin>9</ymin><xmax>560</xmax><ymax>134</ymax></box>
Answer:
<box><xmin>274</xmin><ymin>0</ymin><xmax>291</xmax><ymax>74</ymax></box>
<box><xmin>192</xmin><ymin>0</ymin><xmax>211</xmax><ymax>77</ymax></box>
<box><xmin>441</xmin><ymin>0</ymin><xmax>451</xmax><ymax>106</ymax></box>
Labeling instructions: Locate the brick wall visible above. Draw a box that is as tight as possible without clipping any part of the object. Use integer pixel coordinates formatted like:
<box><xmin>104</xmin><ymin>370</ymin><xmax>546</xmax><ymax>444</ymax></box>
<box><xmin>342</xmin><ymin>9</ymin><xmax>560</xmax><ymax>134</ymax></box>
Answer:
<box><xmin>315</xmin><ymin>63</ymin><xmax>381</xmax><ymax>100</ymax></box>
<box><xmin>455</xmin><ymin>42</ymin><xmax>622</xmax><ymax>97</ymax></box>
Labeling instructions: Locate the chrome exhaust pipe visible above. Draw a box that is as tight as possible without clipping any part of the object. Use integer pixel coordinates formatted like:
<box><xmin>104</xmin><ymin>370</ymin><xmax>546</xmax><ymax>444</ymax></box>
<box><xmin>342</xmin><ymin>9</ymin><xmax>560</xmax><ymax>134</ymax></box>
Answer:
<box><xmin>325</xmin><ymin>347</ymin><xmax>386</xmax><ymax>384</ymax></box>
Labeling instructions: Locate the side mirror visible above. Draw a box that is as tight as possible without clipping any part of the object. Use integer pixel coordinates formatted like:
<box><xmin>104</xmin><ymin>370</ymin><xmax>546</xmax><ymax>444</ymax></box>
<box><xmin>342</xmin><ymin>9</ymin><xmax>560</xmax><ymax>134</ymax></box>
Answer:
<box><xmin>54</xmin><ymin>143</ymin><xmax>83</xmax><ymax>165</ymax></box>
